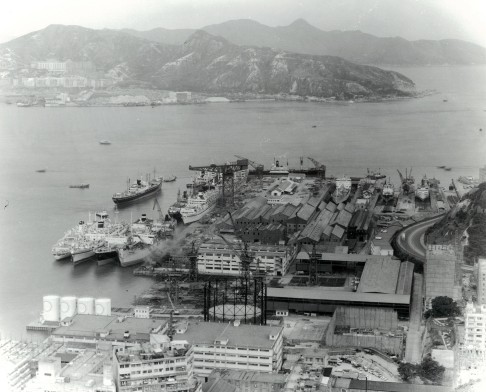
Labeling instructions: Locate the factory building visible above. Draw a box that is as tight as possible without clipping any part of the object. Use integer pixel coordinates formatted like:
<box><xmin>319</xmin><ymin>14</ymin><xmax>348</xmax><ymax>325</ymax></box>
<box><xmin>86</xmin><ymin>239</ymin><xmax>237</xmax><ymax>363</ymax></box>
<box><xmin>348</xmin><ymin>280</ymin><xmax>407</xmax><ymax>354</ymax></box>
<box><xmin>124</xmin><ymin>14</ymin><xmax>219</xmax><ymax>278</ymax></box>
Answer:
<box><xmin>347</xmin><ymin>209</ymin><xmax>374</xmax><ymax>241</ymax></box>
<box><xmin>172</xmin><ymin>320</ymin><xmax>284</xmax><ymax>378</ymax></box>
<box><xmin>197</xmin><ymin>239</ymin><xmax>291</xmax><ymax>276</ymax></box>
<box><xmin>51</xmin><ymin>314</ymin><xmax>168</xmax><ymax>346</ymax></box>
<box><xmin>268</xmin><ymin>259</ymin><xmax>415</xmax><ymax>319</ymax></box>
<box><xmin>425</xmin><ymin>245</ymin><xmax>462</xmax><ymax>308</ymax></box>
<box><xmin>206</xmin><ymin>370</ymin><xmax>288</xmax><ymax>392</ymax></box>
<box><xmin>113</xmin><ymin>336</ymin><xmax>196</xmax><ymax>392</ymax></box>
<box><xmin>325</xmin><ymin>307</ymin><xmax>404</xmax><ymax>355</ymax></box>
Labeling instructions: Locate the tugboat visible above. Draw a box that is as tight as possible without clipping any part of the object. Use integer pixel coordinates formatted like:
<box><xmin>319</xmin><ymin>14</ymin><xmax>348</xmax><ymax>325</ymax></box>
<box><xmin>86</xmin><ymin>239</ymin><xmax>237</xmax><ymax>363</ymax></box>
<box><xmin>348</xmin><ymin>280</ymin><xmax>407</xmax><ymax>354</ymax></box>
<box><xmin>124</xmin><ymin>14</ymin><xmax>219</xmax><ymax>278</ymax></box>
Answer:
<box><xmin>112</xmin><ymin>175</ymin><xmax>162</xmax><ymax>205</ymax></box>
<box><xmin>163</xmin><ymin>175</ymin><xmax>177</xmax><ymax>182</ymax></box>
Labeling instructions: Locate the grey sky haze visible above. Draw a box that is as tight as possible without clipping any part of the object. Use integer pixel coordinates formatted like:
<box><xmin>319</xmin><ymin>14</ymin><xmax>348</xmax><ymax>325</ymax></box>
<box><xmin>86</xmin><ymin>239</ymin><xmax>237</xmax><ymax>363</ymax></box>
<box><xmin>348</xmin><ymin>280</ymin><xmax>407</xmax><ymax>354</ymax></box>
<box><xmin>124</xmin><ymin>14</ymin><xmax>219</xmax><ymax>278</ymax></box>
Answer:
<box><xmin>2</xmin><ymin>0</ymin><xmax>485</xmax><ymax>46</ymax></box>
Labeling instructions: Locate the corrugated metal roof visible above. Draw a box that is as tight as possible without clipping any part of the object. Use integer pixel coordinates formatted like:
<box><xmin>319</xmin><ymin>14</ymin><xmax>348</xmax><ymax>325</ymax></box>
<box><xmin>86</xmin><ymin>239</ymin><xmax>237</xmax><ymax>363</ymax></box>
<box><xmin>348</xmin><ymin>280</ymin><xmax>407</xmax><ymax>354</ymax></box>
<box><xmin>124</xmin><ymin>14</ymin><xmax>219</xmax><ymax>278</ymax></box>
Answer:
<box><xmin>348</xmin><ymin>379</ymin><xmax>452</xmax><ymax>392</ymax></box>
<box><xmin>203</xmin><ymin>379</ymin><xmax>238</xmax><ymax>392</ymax></box>
<box><xmin>357</xmin><ymin>258</ymin><xmax>401</xmax><ymax>294</ymax></box>
<box><xmin>345</xmin><ymin>203</ymin><xmax>356</xmax><ymax>213</ymax></box>
<box><xmin>296</xmin><ymin>203</ymin><xmax>316</xmax><ymax>221</ymax></box>
<box><xmin>322</xmin><ymin>224</ymin><xmax>333</xmax><ymax>237</ymax></box>
<box><xmin>325</xmin><ymin>202</ymin><xmax>337</xmax><ymax>212</ymax></box>
<box><xmin>331</xmin><ymin>225</ymin><xmax>345</xmax><ymax>239</ymax></box>
<box><xmin>267</xmin><ymin>287</ymin><xmax>410</xmax><ymax>304</ymax></box>
<box><xmin>396</xmin><ymin>261</ymin><xmax>414</xmax><ymax>295</ymax></box>
<box><xmin>335</xmin><ymin>209</ymin><xmax>353</xmax><ymax>228</ymax></box>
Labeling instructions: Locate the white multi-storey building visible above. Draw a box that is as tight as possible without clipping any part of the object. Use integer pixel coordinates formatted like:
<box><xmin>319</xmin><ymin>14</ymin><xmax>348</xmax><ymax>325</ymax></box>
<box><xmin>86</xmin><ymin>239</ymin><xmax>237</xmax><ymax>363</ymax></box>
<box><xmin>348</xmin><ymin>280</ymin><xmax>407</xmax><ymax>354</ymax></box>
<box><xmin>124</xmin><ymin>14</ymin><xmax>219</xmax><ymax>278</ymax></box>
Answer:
<box><xmin>113</xmin><ymin>336</ymin><xmax>198</xmax><ymax>392</ymax></box>
<box><xmin>172</xmin><ymin>320</ymin><xmax>284</xmax><ymax>378</ymax></box>
<box><xmin>464</xmin><ymin>302</ymin><xmax>486</xmax><ymax>350</ymax></box>
<box><xmin>197</xmin><ymin>240</ymin><xmax>291</xmax><ymax>276</ymax></box>
<box><xmin>478</xmin><ymin>258</ymin><xmax>486</xmax><ymax>305</ymax></box>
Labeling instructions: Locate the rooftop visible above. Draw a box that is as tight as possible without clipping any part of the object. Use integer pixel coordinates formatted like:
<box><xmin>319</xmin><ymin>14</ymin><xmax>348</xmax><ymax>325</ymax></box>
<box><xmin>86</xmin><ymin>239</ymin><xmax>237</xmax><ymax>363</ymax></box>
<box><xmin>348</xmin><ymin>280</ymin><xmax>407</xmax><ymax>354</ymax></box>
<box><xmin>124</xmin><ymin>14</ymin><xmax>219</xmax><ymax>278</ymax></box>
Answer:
<box><xmin>173</xmin><ymin>321</ymin><xmax>283</xmax><ymax>350</ymax></box>
<box><xmin>209</xmin><ymin>369</ymin><xmax>287</xmax><ymax>384</ymax></box>
<box><xmin>346</xmin><ymin>378</ymin><xmax>452</xmax><ymax>392</ymax></box>
<box><xmin>357</xmin><ymin>258</ymin><xmax>401</xmax><ymax>294</ymax></box>
<box><xmin>52</xmin><ymin>314</ymin><xmax>167</xmax><ymax>341</ymax></box>
<box><xmin>267</xmin><ymin>287</ymin><xmax>410</xmax><ymax>305</ymax></box>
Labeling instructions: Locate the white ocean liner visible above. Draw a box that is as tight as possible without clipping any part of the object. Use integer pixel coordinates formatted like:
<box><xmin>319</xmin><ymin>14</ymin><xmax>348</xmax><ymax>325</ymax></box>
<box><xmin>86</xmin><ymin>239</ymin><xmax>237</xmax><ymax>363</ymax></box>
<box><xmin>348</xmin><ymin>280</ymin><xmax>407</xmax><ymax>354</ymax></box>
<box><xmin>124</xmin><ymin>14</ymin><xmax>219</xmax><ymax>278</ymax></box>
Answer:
<box><xmin>180</xmin><ymin>188</ymin><xmax>220</xmax><ymax>224</ymax></box>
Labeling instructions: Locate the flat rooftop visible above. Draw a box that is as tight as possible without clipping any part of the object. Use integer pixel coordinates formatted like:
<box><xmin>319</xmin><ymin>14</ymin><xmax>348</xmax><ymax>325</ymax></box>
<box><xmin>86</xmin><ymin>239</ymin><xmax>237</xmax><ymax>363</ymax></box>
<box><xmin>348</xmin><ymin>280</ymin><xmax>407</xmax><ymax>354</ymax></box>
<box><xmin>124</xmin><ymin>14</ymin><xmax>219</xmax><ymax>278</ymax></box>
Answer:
<box><xmin>173</xmin><ymin>321</ymin><xmax>283</xmax><ymax>350</ymax></box>
<box><xmin>209</xmin><ymin>369</ymin><xmax>288</xmax><ymax>384</ymax></box>
<box><xmin>52</xmin><ymin>314</ymin><xmax>167</xmax><ymax>342</ymax></box>
<box><xmin>357</xmin><ymin>258</ymin><xmax>401</xmax><ymax>294</ymax></box>
<box><xmin>267</xmin><ymin>287</ymin><xmax>410</xmax><ymax>305</ymax></box>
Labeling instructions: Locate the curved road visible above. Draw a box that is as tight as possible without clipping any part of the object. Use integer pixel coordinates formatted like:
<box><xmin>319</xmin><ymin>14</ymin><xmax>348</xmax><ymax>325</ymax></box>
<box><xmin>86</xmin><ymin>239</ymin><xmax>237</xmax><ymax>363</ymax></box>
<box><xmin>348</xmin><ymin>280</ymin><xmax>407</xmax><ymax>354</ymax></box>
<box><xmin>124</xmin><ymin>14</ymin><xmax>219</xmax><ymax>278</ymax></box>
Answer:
<box><xmin>395</xmin><ymin>214</ymin><xmax>445</xmax><ymax>262</ymax></box>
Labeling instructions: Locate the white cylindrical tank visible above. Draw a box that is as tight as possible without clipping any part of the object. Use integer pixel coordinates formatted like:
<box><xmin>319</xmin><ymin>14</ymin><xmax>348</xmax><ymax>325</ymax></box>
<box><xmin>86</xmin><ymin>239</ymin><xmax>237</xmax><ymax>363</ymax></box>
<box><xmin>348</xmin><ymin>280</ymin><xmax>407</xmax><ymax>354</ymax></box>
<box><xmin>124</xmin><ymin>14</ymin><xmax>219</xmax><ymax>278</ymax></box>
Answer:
<box><xmin>60</xmin><ymin>296</ymin><xmax>77</xmax><ymax>319</ymax></box>
<box><xmin>95</xmin><ymin>298</ymin><xmax>111</xmax><ymax>316</ymax></box>
<box><xmin>43</xmin><ymin>295</ymin><xmax>60</xmax><ymax>322</ymax></box>
<box><xmin>77</xmin><ymin>297</ymin><xmax>95</xmax><ymax>315</ymax></box>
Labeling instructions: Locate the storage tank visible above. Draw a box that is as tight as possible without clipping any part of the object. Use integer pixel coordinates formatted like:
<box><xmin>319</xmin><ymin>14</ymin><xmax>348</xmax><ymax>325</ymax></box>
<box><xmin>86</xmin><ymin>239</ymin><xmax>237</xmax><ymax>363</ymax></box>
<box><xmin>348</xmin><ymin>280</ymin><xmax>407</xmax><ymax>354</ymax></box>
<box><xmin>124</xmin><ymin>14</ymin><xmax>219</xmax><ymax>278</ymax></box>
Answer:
<box><xmin>95</xmin><ymin>298</ymin><xmax>111</xmax><ymax>316</ymax></box>
<box><xmin>77</xmin><ymin>297</ymin><xmax>95</xmax><ymax>315</ymax></box>
<box><xmin>60</xmin><ymin>296</ymin><xmax>77</xmax><ymax>319</ymax></box>
<box><xmin>43</xmin><ymin>295</ymin><xmax>60</xmax><ymax>322</ymax></box>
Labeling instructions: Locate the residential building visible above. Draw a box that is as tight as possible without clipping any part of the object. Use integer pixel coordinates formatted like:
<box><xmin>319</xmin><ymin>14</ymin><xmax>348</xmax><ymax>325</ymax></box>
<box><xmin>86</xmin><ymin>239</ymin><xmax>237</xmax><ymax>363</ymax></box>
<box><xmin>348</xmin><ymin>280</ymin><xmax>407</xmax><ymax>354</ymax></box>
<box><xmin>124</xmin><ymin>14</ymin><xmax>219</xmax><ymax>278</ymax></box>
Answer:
<box><xmin>464</xmin><ymin>302</ymin><xmax>486</xmax><ymax>350</ymax></box>
<box><xmin>478</xmin><ymin>258</ymin><xmax>486</xmax><ymax>304</ymax></box>
<box><xmin>172</xmin><ymin>320</ymin><xmax>284</xmax><ymax>378</ymax></box>
<box><xmin>24</xmin><ymin>351</ymin><xmax>116</xmax><ymax>392</ymax></box>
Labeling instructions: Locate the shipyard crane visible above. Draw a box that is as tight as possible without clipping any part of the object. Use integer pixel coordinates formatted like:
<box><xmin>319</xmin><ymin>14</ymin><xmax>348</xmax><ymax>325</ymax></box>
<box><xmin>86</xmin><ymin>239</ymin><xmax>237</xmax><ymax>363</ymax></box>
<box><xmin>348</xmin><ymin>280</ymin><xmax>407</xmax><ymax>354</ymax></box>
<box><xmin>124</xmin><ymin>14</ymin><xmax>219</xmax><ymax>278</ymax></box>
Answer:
<box><xmin>189</xmin><ymin>159</ymin><xmax>249</xmax><ymax>207</ymax></box>
<box><xmin>307</xmin><ymin>157</ymin><xmax>326</xmax><ymax>179</ymax></box>
<box><xmin>216</xmin><ymin>211</ymin><xmax>262</xmax><ymax>280</ymax></box>
<box><xmin>234</xmin><ymin>155</ymin><xmax>264</xmax><ymax>179</ymax></box>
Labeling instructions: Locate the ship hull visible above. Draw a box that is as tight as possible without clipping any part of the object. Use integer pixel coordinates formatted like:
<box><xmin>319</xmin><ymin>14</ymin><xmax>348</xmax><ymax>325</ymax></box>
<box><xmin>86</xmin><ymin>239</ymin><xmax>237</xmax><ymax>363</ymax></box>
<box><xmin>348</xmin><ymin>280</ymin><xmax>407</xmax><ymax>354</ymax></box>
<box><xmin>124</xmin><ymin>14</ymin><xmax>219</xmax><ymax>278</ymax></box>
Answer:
<box><xmin>96</xmin><ymin>250</ymin><xmax>118</xmax><ymax>266</ymax></box>
<box><xmin>112</xmin><ymin>183</ymin><xmax>161</xmax><ymax>205</ymax></box>
<box><xmin>332</xmin><ymin>190</ymin><xmax>351</xmax><ymax>205</ymax></box>
<box><xmin>117</xmin><ymin>246</ymin><xmax>153</xmax><ymax>267</ymax></box>
<box><xmin>181</xmin><ymin>203</ymin><xmax>216</xmax><ymax>225</ymax></box>
<box><xmin>53</xmin><ymin>252</ymin><xmax>71</xmax><ymax>261</ymax></box>
<box><xmin>71</xmin><ymin>249</ymin><xmax>95</xmax><ymax>265</ymax></box>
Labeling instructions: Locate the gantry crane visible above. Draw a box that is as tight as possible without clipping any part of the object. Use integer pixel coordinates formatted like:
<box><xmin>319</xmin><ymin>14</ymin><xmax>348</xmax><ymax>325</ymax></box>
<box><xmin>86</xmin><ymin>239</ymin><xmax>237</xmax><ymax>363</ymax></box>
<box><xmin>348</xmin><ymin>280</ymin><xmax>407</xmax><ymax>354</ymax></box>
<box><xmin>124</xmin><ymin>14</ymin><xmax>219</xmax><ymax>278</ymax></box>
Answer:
<box><xmin>189</xmin><ymin>159</ymin><xmax>249</xmax><ymax>207</ymax></box>
<box><xmin>307</xmin><ymin>157</ymin><xmax>326</xmax><ymax>179</ymax></box>
<box><xmin>234</xmin><ymin>155</ymin><xmax>264</xmax><ymax>179</ymax></box>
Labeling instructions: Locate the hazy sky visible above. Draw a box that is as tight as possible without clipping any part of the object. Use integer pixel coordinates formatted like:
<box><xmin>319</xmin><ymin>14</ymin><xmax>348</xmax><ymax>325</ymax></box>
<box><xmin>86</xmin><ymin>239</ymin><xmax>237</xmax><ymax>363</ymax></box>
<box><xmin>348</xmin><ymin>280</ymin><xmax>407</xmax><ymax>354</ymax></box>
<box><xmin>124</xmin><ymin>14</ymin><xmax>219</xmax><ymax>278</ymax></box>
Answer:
<box><xmin>2</xmin><ymin>0</ymin><xmax>486</xmax><ymax>46</ymax></box>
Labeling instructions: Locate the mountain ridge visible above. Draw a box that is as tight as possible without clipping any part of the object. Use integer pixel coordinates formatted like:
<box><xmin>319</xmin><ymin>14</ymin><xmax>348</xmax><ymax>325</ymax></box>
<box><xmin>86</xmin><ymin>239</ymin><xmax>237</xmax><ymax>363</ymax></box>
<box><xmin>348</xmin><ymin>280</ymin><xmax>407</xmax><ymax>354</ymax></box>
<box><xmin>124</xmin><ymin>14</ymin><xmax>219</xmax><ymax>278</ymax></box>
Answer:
<box><xmin>0</xmin><ymin>24</ymin><xmax>415</xmax><ymax>99</ymax></box>
<box><xmin>122</xmin><ymin>18</ymin><xmax>486</xmax><ymax>66</ymax></box>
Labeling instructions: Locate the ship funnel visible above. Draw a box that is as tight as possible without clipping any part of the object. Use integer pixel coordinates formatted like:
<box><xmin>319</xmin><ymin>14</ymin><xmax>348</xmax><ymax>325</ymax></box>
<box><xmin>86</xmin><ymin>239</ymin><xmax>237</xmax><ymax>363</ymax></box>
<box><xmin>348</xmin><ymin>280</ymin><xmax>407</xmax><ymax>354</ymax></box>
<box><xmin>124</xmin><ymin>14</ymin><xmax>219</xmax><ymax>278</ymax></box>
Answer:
<box><xmin>141</xmin><ymin>214</ymin><xmax>147</xmax><ymax>222</ymax></box>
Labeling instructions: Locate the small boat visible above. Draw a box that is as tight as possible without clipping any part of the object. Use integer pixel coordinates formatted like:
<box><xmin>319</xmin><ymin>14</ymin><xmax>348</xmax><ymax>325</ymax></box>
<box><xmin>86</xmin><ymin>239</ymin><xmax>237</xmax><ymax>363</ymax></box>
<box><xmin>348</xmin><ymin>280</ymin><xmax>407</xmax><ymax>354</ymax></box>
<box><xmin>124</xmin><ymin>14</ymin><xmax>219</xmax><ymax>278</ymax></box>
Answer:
<box><xmin>99</xmin><ymin>140</ymin><xmax>111</xmax><ymax>145</ymax></box>
<box><xmin>163</xmin><ymin>175</ymin><xmax>177</xmax><ymax>182</ymax></box>
<box><xmin>444</xmin><ymin>167</ymin><xmax>452</xmax><ymax>171</ymax></box>
<box><xmin>69</xmin><ymin>184</ymin><xmax>90</xmax><ymax>189</ymax></box>
<box><xmin>36</xmin><ymin>169</ymin><xmax>46</xmax><ymax>173</ymax></box>
<box><xmin>437</xmin><ymin>166</ymin><xmax>446</xmax><ymax>169</ymax></box>
<box><xmin>443</xmin><ymin>99</ymin><xmax>448</xmax><ymax>102</ymax></box>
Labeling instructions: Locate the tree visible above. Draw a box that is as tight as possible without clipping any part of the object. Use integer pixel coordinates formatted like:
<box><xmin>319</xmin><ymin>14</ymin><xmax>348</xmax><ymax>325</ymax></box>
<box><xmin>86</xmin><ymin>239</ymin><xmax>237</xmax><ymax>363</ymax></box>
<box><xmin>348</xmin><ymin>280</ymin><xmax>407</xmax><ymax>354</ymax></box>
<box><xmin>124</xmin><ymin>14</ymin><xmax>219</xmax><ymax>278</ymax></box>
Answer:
<box><xmin>418</xmin><ymin>356</ymin><xmax>445</xmax><ymax>383</ymax></box>
<box><xmin>398</xmin><ymin>362</ymin><xmax>418</xmax><ymax>381</ymax></box>
<box><xmin>429</xmin><ymin>296</ymin><xmax>461</xmax><ymax>318</ymax></box>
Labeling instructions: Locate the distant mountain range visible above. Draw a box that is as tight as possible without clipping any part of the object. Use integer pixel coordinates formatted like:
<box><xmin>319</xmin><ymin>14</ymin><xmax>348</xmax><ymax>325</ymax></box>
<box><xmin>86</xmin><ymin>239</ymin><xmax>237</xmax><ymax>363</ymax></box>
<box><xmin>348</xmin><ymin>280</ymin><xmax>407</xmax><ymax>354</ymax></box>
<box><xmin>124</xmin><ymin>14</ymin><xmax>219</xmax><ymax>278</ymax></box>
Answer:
<box><xmin>124</xmin><ymin>19</ymin><xmax>486</xmax><ymax>66</ymax></box>
<box><xmin>0</xmin><ymin>24</ymin><xmax>416</xmax><ymax>99</ymax></box>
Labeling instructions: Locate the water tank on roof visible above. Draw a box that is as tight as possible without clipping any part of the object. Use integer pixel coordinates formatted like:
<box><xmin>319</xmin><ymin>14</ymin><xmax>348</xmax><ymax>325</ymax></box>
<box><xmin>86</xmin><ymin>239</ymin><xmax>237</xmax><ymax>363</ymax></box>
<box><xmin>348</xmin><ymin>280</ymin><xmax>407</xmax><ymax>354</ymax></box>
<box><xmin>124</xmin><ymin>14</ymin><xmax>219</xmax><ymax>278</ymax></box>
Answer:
<box><xmin>60</xmin><ymin>296</ymin><xmax>77</xmax><ymax>319</ymax></box>
<box><xmin>43</xmin><ymin>295</ymin><xmax>60</xmax><ymax>322</ymax></box>
<box><xmin>95</xmin><ymin>298</ymin><xmax>111</xmax><ymax>316</ymax></box>
<box><xmin>77</xmin><ymin>297</ymin><xmax>95</xmax><ymax>315</ymax></box>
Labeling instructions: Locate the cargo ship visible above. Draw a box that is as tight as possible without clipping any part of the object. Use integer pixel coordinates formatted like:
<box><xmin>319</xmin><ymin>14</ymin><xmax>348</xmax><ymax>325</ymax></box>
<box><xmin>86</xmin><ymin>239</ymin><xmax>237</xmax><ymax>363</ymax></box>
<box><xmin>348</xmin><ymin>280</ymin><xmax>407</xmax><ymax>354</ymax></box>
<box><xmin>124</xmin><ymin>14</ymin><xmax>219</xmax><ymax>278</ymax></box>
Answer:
<box><xmin>180</xmin><ymin>188</ymin><xmax>220</xmax><ymax>224</ymax></box>
<box><xmin>332</xmin><ymin>177</ymin><xmax>352</xmax><ymax>204</ymax></box>
<box><xmin>112</xmin><ymin>176</ymin><xmax>162</xmax><ymax>205</ymax></box>
<box><xmin>269</xmin><ymin>159</ymin><xmax>289</xmax><ymax>175</ymax></box>
<box><xmin>381</xmin><ymin>182</ymin><xmax>395</xmax><ymax>205</ymax></box>
<box><xmin>415</xmin><ymin>176</ymin><xmax>430</xmax><ymax>201</ymax></box>
<box><xmin>117</xmin><ymin>239</ymin><xmax>156</xmax><ymax>267</ymax></box>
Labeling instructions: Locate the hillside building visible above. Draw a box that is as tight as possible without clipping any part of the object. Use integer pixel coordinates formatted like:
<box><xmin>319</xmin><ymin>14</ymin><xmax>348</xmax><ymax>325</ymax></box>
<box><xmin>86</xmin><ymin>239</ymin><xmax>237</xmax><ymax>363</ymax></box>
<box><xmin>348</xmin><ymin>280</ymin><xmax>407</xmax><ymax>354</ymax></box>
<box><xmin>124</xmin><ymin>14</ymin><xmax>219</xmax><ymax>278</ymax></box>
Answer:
<box><xmin>425</xmin><ymin>245</ymin><xmax>461</xmax><ymax>307</ymax></box>
<box><xmin>478</xmin><ymin>258</ymin><xmax>486</xmax><ymax>305</ymax></box>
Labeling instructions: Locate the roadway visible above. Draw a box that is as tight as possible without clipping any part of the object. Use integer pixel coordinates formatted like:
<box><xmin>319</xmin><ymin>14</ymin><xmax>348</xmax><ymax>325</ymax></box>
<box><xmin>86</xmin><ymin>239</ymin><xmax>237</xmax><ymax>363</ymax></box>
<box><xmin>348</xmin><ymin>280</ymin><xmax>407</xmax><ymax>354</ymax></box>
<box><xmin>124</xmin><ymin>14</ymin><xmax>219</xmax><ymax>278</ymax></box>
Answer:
<box><xmin>394</xmin><ymin>214</ymin><xmax>445</xmax><ymax>263</ymax></box>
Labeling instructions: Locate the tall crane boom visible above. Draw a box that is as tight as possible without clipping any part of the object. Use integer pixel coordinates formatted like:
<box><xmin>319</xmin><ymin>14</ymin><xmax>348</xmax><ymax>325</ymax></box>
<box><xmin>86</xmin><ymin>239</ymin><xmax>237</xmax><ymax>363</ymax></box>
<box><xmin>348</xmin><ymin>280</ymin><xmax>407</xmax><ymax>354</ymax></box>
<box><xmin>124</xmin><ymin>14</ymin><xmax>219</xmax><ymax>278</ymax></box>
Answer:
<box><xmin>234</xmin><ymin>155</ymin><xmax>263</xmax><ymax>170</ymax></box>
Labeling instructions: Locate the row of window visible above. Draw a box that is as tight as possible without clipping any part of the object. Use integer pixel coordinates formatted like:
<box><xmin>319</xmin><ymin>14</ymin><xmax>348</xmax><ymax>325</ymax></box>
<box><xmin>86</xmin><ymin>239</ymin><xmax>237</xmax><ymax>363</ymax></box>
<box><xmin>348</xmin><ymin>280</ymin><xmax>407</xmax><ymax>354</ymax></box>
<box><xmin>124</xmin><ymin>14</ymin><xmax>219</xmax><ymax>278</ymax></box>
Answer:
<box><xmin>194</xmin><ymin>345</ymin><xmax>270</xmax><ymax>352</ymax></box>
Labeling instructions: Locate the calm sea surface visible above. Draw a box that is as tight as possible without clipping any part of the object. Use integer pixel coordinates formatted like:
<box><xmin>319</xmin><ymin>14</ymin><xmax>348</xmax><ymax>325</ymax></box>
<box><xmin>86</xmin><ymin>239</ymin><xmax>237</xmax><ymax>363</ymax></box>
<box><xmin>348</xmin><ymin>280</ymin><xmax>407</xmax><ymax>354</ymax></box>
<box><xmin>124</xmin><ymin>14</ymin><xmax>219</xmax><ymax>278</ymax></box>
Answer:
<box><xmin>0</xmin><ymin>66</ymin><xmax>485</xmax><ymax>338</ymax></box>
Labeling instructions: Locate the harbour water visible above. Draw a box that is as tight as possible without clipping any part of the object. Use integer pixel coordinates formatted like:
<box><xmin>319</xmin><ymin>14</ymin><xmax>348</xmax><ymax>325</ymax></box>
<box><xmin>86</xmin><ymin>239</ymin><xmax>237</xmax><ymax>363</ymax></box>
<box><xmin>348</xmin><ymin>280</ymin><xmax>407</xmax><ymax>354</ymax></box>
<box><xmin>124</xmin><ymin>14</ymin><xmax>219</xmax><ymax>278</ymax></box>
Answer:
<box><xmin>0</xmin><ymin>65</ymin><xmax>485</xmax><ymax>338</ymax></box>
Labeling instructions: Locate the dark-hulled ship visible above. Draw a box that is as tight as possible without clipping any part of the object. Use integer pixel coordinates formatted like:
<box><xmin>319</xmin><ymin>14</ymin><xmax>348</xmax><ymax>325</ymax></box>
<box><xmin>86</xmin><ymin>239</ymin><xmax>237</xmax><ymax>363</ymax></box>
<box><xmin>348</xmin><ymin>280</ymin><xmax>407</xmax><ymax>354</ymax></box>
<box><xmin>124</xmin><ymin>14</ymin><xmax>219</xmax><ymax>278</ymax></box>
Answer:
<box><xmin>112</xmin><ymin>176</ymin><xmax>162</xmax><ymax>205</ymax></box>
